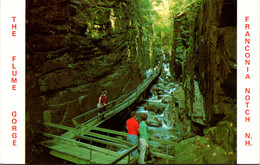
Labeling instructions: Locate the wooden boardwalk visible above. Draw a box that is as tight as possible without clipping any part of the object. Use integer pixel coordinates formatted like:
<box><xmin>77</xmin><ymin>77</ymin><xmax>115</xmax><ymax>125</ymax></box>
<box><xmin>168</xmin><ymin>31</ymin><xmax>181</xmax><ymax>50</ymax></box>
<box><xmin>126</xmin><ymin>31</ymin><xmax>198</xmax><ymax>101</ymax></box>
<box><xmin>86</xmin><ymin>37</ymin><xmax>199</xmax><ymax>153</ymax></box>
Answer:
<box><xmin>40</xmin><ymin>69</ymin><xmax>175</xmax><ymax>164</ymax></box>
<box><xmin>41</xmin><ymin>122</ymin><xmax>138</xmax><ymax>164</ymax></box>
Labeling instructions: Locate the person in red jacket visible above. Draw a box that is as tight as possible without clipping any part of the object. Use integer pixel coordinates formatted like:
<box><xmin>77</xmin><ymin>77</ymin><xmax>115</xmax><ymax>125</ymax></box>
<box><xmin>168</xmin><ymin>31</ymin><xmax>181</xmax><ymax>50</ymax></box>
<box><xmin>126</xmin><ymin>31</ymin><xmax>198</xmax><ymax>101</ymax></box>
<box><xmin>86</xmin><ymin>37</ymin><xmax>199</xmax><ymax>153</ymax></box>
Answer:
<box><xmin>126</xmin><ymin>111</ymin><xmax>139</xmax><ymax>158</ymax></box>
<box><xmin>103</xmin><ymin>90</ymin><xmax>109</xmax><ymax>105</ymax></box>
<box><xmin>97</xmin><ymin>90</ymin><xmax>109</xmax><ymax>120</ymax></box>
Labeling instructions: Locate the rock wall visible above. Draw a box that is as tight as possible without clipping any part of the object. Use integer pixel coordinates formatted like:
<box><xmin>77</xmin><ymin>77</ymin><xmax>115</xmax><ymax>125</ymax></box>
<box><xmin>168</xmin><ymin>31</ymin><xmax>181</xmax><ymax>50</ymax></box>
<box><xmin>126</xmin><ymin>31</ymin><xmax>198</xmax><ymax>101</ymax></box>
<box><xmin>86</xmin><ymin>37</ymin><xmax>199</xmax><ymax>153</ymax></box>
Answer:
<box><xmin>190</xmin><ymin>0</ymin><xmax>237</xmax><ymax>126</ymax></box>
<box><xmin>169</xmin><ymin>0</ymin><xmax>237</xmax><ymax>163</ymax></box>
<box><xmin>26</xmin><ymin>0</ymin><xmax>156</xmax><ymax>161</ymax></box>
<box><xmin>171</xmin><ymin>0</ymin><xmax>236</xmax><ymax>126</ymax></box>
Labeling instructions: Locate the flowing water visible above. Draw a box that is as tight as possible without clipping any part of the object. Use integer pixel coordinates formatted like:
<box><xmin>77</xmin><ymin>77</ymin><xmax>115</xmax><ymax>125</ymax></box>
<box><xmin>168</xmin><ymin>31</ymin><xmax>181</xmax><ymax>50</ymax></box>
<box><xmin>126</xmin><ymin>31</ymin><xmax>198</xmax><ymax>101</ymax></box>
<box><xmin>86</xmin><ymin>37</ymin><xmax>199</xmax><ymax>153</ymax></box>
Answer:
<box><xmin>135</xmin><ymin>62</ymin><xmax>179</xmax><ymax>141</ymax></box>
<box><xmin>115</xmin><ymin>62</ymin><xmax>182</xmax><ymax>156</ymax></box>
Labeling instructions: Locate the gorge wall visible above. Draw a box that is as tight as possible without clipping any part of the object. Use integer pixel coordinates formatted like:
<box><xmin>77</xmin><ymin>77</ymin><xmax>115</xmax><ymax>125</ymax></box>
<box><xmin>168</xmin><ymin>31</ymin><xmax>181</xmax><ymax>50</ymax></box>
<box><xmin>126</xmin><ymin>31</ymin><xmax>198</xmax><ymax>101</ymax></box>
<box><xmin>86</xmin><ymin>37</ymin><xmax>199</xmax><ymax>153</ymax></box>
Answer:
<box><xmin>171</xmin><ymin>0</ymin><xmax>237</xmax><ymax>127</ymax></box>
<box><xmin>169</xmin><ymin>0</ymin><xmax>237</xmax><ymax>163</ymax></box>
<box><xmin>26</xmin><ymin>0</ymin><xmax>156</xmax><ymax>161</ymax></box>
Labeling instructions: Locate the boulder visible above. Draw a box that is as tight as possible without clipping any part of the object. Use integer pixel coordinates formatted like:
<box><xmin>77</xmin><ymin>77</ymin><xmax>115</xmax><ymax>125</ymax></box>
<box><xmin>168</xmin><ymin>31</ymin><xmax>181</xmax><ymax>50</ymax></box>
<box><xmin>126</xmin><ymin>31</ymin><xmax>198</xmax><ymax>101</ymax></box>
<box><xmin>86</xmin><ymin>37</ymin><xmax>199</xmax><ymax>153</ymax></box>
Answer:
<box><xmin>158</xmin><ymin>90</ymin><xmax>166</xmax><ymax>95</ymax></box>
<box><xmin>144</xmin><ymin>102</ymin><xmax>166</xmax><ymax>114</ymax></box>
<box><xmin>163</xmin><ymin>86</ymin><xmax>170</xmax><ymax>92</ymax></box>
<box><xmin>157</xmin><ymin>95</ymin><xmax>163</xmax><ymax>99</ymax></box>
<box><xmin>146</xmin><ymin>111</ymin><xmax>162</xmax><ymax>127</ymax></box>
<box><xmin>205</xmin><ymin>113</ymin><xmax>237</xmax><ymax>152</ymax></box>
<box><xmin>161</xmin><ymin>95</ymin><xmax>172</xmax><ymax>103</ymax></box>
<box><xmin>174</xmin><ymin>136</ymin><xmax>211</xmax><ymax>164</ymax></box>
<box><xmin>173</xmin><ymin>114</ymin><xmax>236</xmax><ymax>164</ymax></box>
<box><xmin>203</xmin><ymin>146</ymin><xmax>235</xmax><ymax>164</ymax></box>
<box><xmin>163</xmin><ymin>98</ymin><xmax>191</xmax><ymax>136</ymax></box>
<box><xmin>167</xmin><ymin>82</ymin><xmax>175</xmax><ymax>88</ymax></box>
<box><xmin>163</xmin><ymin>107</ymin><xmax>176</xmax><ymax>127</ymax></box>
<box><xmin>150</xmin><ymin>86</ymin><xmax>161</xmax><ymax>93</ymax></box>
<box><xmin>157</xmin><ymin>77</ymin><xmax>164</xmax><ymax>84</ymax></box>
<box><xmin>157</xmin><ymin>83</ymin><xmax>165</xmax><ymax>89</ymax></box>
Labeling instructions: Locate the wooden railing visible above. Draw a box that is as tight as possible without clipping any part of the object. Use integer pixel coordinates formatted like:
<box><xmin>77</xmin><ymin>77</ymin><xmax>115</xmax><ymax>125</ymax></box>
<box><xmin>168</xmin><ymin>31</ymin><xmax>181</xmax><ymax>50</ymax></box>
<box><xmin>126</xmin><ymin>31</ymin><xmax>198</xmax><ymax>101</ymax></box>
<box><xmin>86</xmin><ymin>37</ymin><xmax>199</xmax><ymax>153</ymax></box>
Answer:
<box><xmin>42</xmin><ymin>121</ymin><xmax>174</xmax><ymax>164</ymax></box>
<box><xmin>40</xmin><ymin>67</ymin><xmax>177</xmax><ymax>164</ymax></box>
<box><xmin>75</xmin><ymin>123</ymin><xmax>175</xmax><ymax>164</ymax></box>
<box><xmin>72</xmin><ymin>69</ymin><xmax>160</xmax><ymax>126</ymax></box>
<box><xmin>110</xmin><ymin>145</ymin><xmax>138</xmax><ymax>164</ymax></box>
<box><xmin>41</xmin><ymin>122</ymin><xmax>138</xmax><ymax>164</ymax></box>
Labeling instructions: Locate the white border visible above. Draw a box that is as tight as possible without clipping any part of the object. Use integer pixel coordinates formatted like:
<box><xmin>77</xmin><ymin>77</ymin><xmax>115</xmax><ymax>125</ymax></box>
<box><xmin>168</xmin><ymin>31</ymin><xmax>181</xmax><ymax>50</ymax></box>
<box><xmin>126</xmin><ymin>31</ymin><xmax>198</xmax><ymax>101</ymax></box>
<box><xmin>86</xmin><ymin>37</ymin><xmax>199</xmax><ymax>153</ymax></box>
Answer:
<box><xmin>0</xmin><ymin>0</ymin><xmax>25</xmax><ymax>163</ymax></box>
<box><xmin>0</xmin><ymin>0</ymin><xmax>259</xmax><ymax>164</ymax></box>
<box><xmin>237</xmin><ymin>0</ymin><xmax>260</xmax><ymax>163</ymax></box>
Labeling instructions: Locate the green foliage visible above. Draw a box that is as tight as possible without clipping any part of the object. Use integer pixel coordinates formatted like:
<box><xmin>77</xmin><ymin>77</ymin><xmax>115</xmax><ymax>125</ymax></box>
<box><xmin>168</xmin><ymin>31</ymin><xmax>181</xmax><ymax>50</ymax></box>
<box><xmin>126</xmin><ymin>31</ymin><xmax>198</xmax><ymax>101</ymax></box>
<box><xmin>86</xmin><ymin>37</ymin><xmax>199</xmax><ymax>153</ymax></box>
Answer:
<box><xmin>78</xmin><ymin>0</ymin><xmax>203</xmax><ymax>71</ymax></box>
<box><xmin>67</xmin><ymin>63</ymin><xmax>76</xmax><ymax>69</ymax></box>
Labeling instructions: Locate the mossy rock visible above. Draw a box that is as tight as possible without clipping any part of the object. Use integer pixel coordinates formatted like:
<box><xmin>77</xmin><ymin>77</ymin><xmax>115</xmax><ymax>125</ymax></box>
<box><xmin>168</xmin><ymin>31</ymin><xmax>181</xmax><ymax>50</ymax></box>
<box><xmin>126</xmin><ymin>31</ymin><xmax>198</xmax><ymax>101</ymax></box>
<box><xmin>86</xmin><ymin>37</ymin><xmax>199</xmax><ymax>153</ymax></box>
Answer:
<box><xmin>203</xmin><ymin>146</ymin><xmax>236</xmax><ymax>164</ymax></box>
<box><xmin>145</xmin><ymin>102</ymin><xmax>166</xmax><ymax>114</ymax></box>
<box><xmin>205</xmin><ymin>115</ymin><xmax>236</xmax><ymax>152</ymax></box>
<box><xmin>174</xmin><ymin>136</ymin><xmax>211</xmax><ymax>164</ymax></box>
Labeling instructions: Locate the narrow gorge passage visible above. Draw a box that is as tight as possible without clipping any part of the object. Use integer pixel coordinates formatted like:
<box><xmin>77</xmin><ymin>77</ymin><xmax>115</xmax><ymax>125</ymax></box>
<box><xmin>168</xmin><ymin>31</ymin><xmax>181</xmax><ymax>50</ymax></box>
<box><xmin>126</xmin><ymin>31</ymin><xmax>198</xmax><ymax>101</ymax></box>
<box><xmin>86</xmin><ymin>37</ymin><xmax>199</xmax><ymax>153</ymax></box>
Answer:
<box><xmin>26</xmin><ymin>0</ymin><xmax>237</xmax><ymax>164</ymax></box>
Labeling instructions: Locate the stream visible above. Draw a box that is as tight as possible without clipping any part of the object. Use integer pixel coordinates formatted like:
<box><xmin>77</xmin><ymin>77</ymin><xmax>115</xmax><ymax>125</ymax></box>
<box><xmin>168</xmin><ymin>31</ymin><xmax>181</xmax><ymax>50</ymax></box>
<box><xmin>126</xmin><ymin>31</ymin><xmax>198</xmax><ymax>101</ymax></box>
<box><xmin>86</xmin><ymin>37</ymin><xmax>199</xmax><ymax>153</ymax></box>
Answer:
<box><xmin>125</xmin><ymin>62</ymin><xmax>185</xmax><ymax>162</ymax></box>
<box><xmin>136</xmin><ymin>63</ymin><xmax>177</xmax><ymax>140</ymax></box>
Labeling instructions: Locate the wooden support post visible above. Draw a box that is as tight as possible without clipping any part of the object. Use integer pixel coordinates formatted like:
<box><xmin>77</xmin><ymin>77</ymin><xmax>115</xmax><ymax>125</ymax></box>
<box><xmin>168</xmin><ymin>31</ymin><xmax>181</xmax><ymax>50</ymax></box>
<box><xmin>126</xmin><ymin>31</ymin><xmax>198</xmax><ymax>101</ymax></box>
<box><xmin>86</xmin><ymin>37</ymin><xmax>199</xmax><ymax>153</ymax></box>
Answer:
<box><xmin>128</xmin><ymin>154</ymin><xmax>130</xmax><ymax>164</ymax></box>
<box><xmin>89</xmin><ymin>137</ymin><xmax>92</xmax><ymax>160</ymax></box>
<box><xmin>72</xmin><ymin>119</ymin><xmax>78</xmax><ymax>126</ymax></box>
<box><xmin>107</xmin><ymin>133</ymin><xmax>109</xmax><ymax>149</ymax></box>
<box><xmin>90</xmin><ymin>148</ymin><xmax>92</xmax><ymax>160</ymax></box>
<box><xmin>166</xmin><ymin>145</ymin><xmax>169</xmax><ymax>164</ymax></box>
<box><xmin>173</xmin><ymin>144</ymin><xmax>175</xmax><ymax>164</ymax></box>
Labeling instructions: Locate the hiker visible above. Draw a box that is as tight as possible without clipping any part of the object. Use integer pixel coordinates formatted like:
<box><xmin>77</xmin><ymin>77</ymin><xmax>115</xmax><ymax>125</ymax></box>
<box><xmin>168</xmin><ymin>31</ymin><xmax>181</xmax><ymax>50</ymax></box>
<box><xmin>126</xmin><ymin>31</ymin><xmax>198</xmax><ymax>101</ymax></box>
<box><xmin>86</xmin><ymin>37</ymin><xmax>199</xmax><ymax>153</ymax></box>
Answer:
<box><xmin>103</xmin><ymin>90</ymin><xmax>109</xmax><ymax>105</ymax></box>
<box><xmin>126</xmin><ymin>111</ymin><xmax>139</xmax><ymax>158</ymax></box>
<box><xmin>97</xmin><ymin>90</ymin><xmax>109</xmax><ymax>120</ymax></box>
<box><xmin>139</xmin><ymin>113</ymin><xmax>149</xmax><ymax>164</ymax></box>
